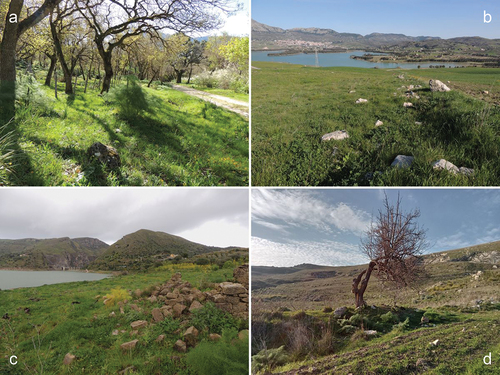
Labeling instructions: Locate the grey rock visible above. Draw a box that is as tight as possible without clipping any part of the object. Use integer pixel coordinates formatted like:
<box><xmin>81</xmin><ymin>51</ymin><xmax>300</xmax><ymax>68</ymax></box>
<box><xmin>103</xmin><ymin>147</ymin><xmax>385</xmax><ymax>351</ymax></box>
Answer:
<box><xmin>391</xmin><ymin>155</ymin><xmax>414</xmax><ymax>169</ymax></box>
<box><xmin>432</xmin><ymin>159</ymin><xmax>459</xmax><ymax>174</ymax></box>
<box><xmin>321</xmin><ymin>130</ymin><xmax>349</xmax><ymax>141</ymax></box>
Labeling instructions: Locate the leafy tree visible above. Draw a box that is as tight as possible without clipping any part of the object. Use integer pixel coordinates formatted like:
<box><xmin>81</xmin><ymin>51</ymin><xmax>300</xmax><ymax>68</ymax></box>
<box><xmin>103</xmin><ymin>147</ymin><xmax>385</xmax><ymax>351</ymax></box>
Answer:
<box><xmin>167</xmin><ymin>33</ymin><xmax>205</xmax><ymax>84</ymax></box>
<box><xmin>219</xmin><ymin>36</ymin><xmax>248</xmax><ymax>75</ymax></box>
<box><xmin>352</xmin><ymin>193</ymin><xmax>428</xmax><ymax>308</ymax></box>
<box><xmin>205</xmin><ymin>33</ymin><xmax>231</xmax><ymax>72</ymax></box>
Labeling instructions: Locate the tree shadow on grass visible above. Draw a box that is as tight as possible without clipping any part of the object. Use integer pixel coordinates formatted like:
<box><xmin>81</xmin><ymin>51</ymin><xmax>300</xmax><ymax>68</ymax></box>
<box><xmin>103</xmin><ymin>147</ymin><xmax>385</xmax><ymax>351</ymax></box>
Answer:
<box><xmin>24</xmin><ymin>135</ymin><xmax>124</xmax><ymax>186</ymax></box>
<box><xmin>1</xmin><ymin>118</ymin><xmax>45</xmax><ymax>186</ymax></box>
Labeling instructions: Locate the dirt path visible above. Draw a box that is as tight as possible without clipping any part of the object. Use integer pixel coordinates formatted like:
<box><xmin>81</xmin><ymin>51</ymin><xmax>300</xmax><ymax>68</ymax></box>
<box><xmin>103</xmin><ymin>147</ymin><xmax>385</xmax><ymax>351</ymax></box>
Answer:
<box><xmin>172</xmin><ymin>85</ymin><xmax>249</xmax><ymax>118</ymax></box>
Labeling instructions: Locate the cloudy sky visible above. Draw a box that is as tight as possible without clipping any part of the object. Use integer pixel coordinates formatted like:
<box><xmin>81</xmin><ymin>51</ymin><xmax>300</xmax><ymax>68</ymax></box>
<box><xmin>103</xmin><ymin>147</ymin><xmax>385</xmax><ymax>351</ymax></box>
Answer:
<box><xmin>252</xmin><ymin>189</ymin><xmax>500</xmax><ymax>267</ymax></box>
<box><xmin>252</xmin><ymin>0</ymin><xmax>499</xmax><ymax>39</ymax></box>
<box><xmin>0</xmin><ymin>189</ymin><xmax>249</xmax><ymax>247</ymax></box>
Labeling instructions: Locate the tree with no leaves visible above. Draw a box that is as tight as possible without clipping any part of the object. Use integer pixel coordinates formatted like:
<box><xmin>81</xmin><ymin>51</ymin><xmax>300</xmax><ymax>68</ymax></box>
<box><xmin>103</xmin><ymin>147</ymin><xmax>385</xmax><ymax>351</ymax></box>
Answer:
<box><xmin>352</xmin><ymin>193</ymin><xmax>428</xmax><ymax>308</ymax></box>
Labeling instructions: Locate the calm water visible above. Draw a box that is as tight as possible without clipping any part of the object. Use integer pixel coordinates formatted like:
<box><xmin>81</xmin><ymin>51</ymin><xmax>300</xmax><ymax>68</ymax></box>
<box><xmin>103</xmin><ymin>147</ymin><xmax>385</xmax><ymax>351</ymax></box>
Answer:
<box><xmin>252</xmin><ymin>50</ymin><xmax>459</xmax><ymax>69</ymax></box>
<box><xmin>0</xmin><ymin>270</ymin><xmax>111</xmax><ymax>289</ymax></box>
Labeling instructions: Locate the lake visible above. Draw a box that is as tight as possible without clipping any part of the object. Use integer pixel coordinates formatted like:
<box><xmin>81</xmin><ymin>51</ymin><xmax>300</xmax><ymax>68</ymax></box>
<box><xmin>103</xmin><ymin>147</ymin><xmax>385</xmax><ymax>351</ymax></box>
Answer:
<box><xmin>0</xmin><ymin>270</ymin><xmax>111</xmax><ymax>289</ymax></box>
<box><xmin>252</xmin><ymin>50</ymin><xmax>459</xmax><ymax>69</ymax></box>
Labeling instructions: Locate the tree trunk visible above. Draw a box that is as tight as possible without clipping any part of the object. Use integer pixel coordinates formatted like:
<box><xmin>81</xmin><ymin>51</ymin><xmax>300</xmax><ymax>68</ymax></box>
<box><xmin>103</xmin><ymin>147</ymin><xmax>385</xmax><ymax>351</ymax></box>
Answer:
<box><xmin>352</xmin><ymin>261</ymin><xmax>376</xmax><ymax>308</ymax></box>
<box><xmin>44</xmin><ymin>54</ymin><xmax>57</xmax><ymax>86</ymax></box>
<box><xmin>0</xmin><ymin>0</ymin><xmax>24</xmax><ymax>121</ymax></box>
<box><xmin>187</xmin><ymin>66</ymin><xmax>193</xmax><ymax>84</ymax></box>
<box><xmin>50</xmin><ymin>16</ymin><xmax>73</xmax><ymax>94</ymax></box>
<box><xmin>175</xmin><ymin>70</ymin><xmax>184</xmax><ymax>84</ymax></box>
<box><xmin>97</xmin><ymin>46</ymin><xmax>113</xmax><ymax>94</ymax></box>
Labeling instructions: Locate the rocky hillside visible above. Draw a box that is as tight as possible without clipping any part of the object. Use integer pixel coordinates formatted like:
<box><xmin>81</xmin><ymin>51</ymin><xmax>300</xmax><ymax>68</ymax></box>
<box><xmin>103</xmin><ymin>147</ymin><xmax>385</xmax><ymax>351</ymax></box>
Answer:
<box><xmin>0</xmin><ymin>237</ymin><xmax>108</xmax><ymax>270</ymax></box>
<box><xmin>89</xmin><ymin>229</ymin><xmax>231</xmax><ymax>271</ymax></box>
<box><xmin>252</xmin><ymin>240</ymin><xmax>500</xmax><ymax>311</ymax></box>
<box><xmin>251</xmin><ymin>19</ymin><xmax>440</xmax><ymax>49</ymax></box>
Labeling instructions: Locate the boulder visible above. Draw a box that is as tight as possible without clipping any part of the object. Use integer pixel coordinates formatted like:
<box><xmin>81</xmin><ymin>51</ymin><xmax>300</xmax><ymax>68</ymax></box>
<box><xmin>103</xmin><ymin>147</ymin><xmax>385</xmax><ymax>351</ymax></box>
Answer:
<box><xmin>147</xmin><ymin>295</ymin><xmax>157</xmax><ymax>303</ymax></box>
<box><xmin>403</xmin><ymin>102</ymin><xmax>414</xmax><ymax>108</ymax></box>
<box><xmin>151</xmin><ymin>308</ymin><xmax>164</xmax><ymax>322</ymax></box>
<box><xmin>173</xmin><ymin>303</ymin><xmax>187</xmax><ymax>317</ymax></box>
<box><xmin>189</xmin><ymin>300</ymin><xmax>203</xmax><ymax>312</ymax></box>
<box><xmin>459</xmin><ymin>167</ymin><xmax>474</xmax><ymax>176</ymax></box>
<box><xmin>120</xmin><ymin>339</ymin><xmax>139</xmax><ymax>350</ymax></box>
<box><xmin>63</xmin><ymin>353</ymin><xmax>76</xmax><ymax>365</ymax></box>
<box><xmin>334</xmin><ymin>306</ymin><xmax>348</xmax><ymax>317</ymax></box>
<box><xmin>321</xmin><ymin>130</ymin><xmax>349</xmax><ymax>142</ymax></box>
<box><xmin>429</xmin><ymin>79</ymin><xmax>451</xmax><ymax>92</ymax></box>
<box><xmin>174</xmin><ymin>339</ymin><xmax>187</xmax><ymax>353</ymax></box>
<box><xmin>391</xmin><ymin>155</ymin><xmax>414</xmax><ymax>169</ymax></box>
<box><xmin>183</xmin><ymin>326</ymin><xmax>199</xmax><ymax>346</ymax></box>
<box><xmin>364</xmin><ymin>330</ymin><xmax>377</xmax><ymax>336</ymax></box>
<box><xmin>130</xmin><ymin>320</ymin><xmax>147</xmax><ymax>329</ymax></box>
<box><xmin>375</xmin><ymin>120</ymin><xmax>383</xmax><ymax>127</ymax></box>
<box><xmin>219</xmin><ymin>282</ymin><xmax>247</xmax><ymax>296</ymax></box>
<box><xmin>432</xmin><ymin>159</ymin><xmax>459</xmax><ymax>174</ymax></box>
<box><xmin>355</xmin><ymin>98</ymin><xmax>368</xmax><ymax>104</ymax></box>
<box><xmin>129</xmin><ymin>304</ymin><xmax>140</xmax><ymax>312</ymax></box>
<box><xmin>155</xmin><ymin>334</ymin><xmax>165</xmax><ymax>343</ymax></box>
<box><xmin>87</xmin><ymin>142</ymin><xmax>121</xmax><ymax>168</ymax></box>
<box><xmin>209</xmin><ymin>333</ymin><xmax>222</xmax><ymax>341</ymax></box>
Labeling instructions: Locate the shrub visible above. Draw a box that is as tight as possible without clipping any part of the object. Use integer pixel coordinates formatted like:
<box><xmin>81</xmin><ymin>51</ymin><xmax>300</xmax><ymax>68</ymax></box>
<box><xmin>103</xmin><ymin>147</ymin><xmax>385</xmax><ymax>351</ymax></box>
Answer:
<box><xmin>190</xmin><ymin>302</ymin><xmax>238</xmax><ymax>334</ymax></box>
<box><xmin>109</xmin><ymin>75</ymin><xmax>149</xmax><ymax>119</ymax></box>
<box><xmin>103</xmin><ymin>287</ymin><xmax>130</xmax><ymax>306</ymax></box>
<box><xmin>423</xmin><ymin>309</ymin><xmax>441</xmax><ymax>323</ymax></box>
<box><xmin>251</xmin><ymin>345</ymin><xmax>290</xmax><ymax>373</ymax></box>
<box><xmin>195</xmin><ymin>258</ymin><xmax>210</xmax><ymax>265</ymax></box>
<box><xmin>187</xmin><ymin>328</ymin><xmax>248</xmax><ymax>375</ymax></box>
<box><xmin>392</xmin><ymin>317</ymin><xmax>411</xmax><ymax>333</ymax></box>
<box><xmin>340</xmin><ymin>325</ymin><xmax>357</xmax><ymax>335</ymax></box>
<box><xmin>15</xmin><ymin>72</ymin><xmax>54</xmax><ymax>111</ymax></box>
<box><xmin>380</xmin><ymin>311</ymin><xmax>399</xmax><ymax>324</ymax></box>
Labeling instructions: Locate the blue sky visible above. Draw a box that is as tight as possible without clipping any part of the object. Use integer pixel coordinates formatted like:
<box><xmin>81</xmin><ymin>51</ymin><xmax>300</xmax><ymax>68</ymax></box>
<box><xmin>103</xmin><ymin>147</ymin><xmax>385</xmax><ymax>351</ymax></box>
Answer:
<box><xmin>252</xmin><ymin>0</ymin><xmax>499</xmax><ymax>39</ymax></box>
<box><xmin>251</xmin><ymin>189</ymin><xmax>500</xmax><ymax>267</ymax></box>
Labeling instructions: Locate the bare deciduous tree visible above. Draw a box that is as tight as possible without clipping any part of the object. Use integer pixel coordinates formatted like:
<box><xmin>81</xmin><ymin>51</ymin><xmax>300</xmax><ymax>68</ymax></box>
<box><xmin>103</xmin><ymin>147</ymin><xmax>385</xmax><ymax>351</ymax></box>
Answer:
<box><xmin>352</xmin><ymin>193</ymin><xmax>428</xmax><ymax>308</ymax></box>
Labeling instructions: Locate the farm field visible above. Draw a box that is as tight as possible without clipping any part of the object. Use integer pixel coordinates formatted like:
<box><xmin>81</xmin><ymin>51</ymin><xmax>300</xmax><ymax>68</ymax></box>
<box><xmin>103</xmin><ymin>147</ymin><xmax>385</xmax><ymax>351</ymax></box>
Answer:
<box><xmin>251</xmin><ymin>62</ymin><xmax>500</xmax><ymax>186</ymax></box>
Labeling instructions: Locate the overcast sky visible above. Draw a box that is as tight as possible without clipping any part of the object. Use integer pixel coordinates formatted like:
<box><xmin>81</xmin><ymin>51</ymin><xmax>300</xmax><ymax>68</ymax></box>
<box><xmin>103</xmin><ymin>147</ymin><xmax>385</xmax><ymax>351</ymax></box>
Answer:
<box><xmin>252</xmin><ymin>0</ymin><xmax>499</xmax><ymax>39</ymax></box>
<box><xmin>252</xmin><ymin>189</ymin><xmax>500</xmax><ymax>267</ymax></box>
<box><xmin>0</xmin><ymin>189</ymin><xmax>249</xmax><ymax>247</ymax></box>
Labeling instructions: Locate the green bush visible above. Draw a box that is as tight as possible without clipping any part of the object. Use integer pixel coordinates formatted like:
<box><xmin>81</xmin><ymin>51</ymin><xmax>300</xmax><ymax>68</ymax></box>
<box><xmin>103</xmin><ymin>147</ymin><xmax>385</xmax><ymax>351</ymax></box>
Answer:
<box><xmin>349</xmin><ymin>314</ymin><xmax>363</xmax><ymax>326</ymax></box>
<box><xmin>109</xmin><ymin>75</ymin><xmax>149</xmax><ymax>119</ymax></box>
<box><xmin>15</xmin><ymin>72</ymin><xmax>53</xmax><ymax>111</ymax></box>
<box><xmin>190</xmin><ymin>302</ymin><xmax>238</xmax><ymax>334</ymax></box>
<box><xmin>187</xmin><ymin>329</ymin><xmax>248</xmax><ymax>375</ymax></box>
<box><xmin>380</xmin><ymin>311</ymin><xmax>399</xmax><ymax>324</ymax></box>
<box><xmin>0</xmin><ymin>121</ymin><xmax>15</xmax><ymax>185</ymax></box>
<box><xmin>251</xmin><ymin>345</ymin><xmax>290</xmax><ymax>373</ymax></box>
<box><xmin>423</xmin><ymin>309</ymin><xmax>441</xmax><ymax>323</ymax></box>
<box><xmin>392</xmin><ymin>317</ymin><xmax>411</xmax><ymax>333</ymax></box>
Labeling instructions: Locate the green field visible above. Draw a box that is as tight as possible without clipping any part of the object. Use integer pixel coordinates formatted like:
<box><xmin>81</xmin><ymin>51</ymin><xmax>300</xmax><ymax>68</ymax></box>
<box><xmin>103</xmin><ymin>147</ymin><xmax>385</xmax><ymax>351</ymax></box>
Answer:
<box><xmin>0</xmin><ymin>263</ymin><xmax>248</xmax><ymax>374</ymax></box>
<box><xmin>3</xmin><ymin>75</ymin><xmax>248</xmax><ymax>186</ymax></box>
<box><xmin>251</xmin><ymin>62</ymin><xmax>500</xmax><ymax>186</ymax></box>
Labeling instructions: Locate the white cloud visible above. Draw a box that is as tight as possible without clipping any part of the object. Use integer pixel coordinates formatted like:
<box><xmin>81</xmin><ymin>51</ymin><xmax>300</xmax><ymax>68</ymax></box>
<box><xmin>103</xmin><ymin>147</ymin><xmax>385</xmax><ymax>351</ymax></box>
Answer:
<box><xmin>252</xmin><ymin>189</ymin><xmax>370</xmax><ymax>235</ymax></box>
<box><xmin>251</xmin><ymin>236</ymin><xmax>367</xmax><ymax>267</ymax></box>
<box><xmin>433</xmin><ymin>232</ymin><xmax>471</xmax><ymax>251</ymax></box>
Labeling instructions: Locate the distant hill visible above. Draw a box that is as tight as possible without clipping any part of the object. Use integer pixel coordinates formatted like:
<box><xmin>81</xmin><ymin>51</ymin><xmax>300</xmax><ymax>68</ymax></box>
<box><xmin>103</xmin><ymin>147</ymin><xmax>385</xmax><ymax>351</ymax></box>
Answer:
<box><xmin>252</xmin><ymin>240</ymin><xmax>500</xmax><ymax>310</ymax></box>
<box><xmin>0</xmin><ymin>237</ymin><xmax>109</xmax><ymax>270</ymax></box>
<box><xmin>88</xmin><ymin>229</ymin><xmax>232</xmax><ymax>271</ymax></box>
<box><xmin>251</xmin><ymin>19</ymin><xmax>440</xmax><ymax>49</ymax></box>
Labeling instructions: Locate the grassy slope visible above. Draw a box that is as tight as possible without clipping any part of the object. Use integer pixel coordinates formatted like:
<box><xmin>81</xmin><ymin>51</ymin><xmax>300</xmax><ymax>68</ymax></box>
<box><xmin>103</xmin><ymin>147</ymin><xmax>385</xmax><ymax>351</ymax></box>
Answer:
<box><xmin>0</xmin><ymin>264</ymin><xmax>246</xmax><ymax>374</ymax></box>
<box><xmin>251</xmin><ymin>62</ymin><xmax>500</xmax><ymax>186</ymax></box>
<box><xmin>252</xmin><ymin>243</ymin><xmax>500</xmax><ymax>374</ymax></box>
<box><xmin>11</xmin><ymin>80</ymin><xmax>248</xmax><ymax>186</ymax></box>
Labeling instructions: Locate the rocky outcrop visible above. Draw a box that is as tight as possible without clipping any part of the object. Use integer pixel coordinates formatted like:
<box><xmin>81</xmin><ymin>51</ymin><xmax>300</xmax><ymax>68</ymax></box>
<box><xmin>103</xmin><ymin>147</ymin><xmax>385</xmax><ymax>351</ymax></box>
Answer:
<box><xmin>87</xmin><ymin>142</ymin><xmax>121</xmax><ymax>168</ymax></box>
<box><xmin>233</xmin><ymin>264</ymin><xmax>249</xmax><ymax>288</ymax></box>
<box><xmin>391</xmin><ymin>155</ymin><xmax>414</xmax><ymax>169</ymax></box>
<box><xmin>429</xmin><ymin>79</ymin><xmax>451</xmax><ymax>92</ymax></box>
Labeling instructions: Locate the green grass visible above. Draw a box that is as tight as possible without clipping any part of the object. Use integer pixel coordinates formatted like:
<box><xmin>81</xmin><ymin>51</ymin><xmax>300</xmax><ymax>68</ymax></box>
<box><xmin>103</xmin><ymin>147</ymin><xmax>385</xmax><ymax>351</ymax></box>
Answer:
<box><xmin>251</xmin><ymin>62</ymin><xmax>500</xmax><ymax>186</ymax></box>
<box><xmin>7</xmin><ymin>75</ymin><xmax>248</xmax><ymax>186</ymax></box>
<box><xmin>0</xmin><ymin>264</ymin><xmax>247</xmax><ymax>374</ymax></box>
<box><xmin>255</xmin><ymin>307</ymin><xmax>500</xmax><ymax>375</ymax></box>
